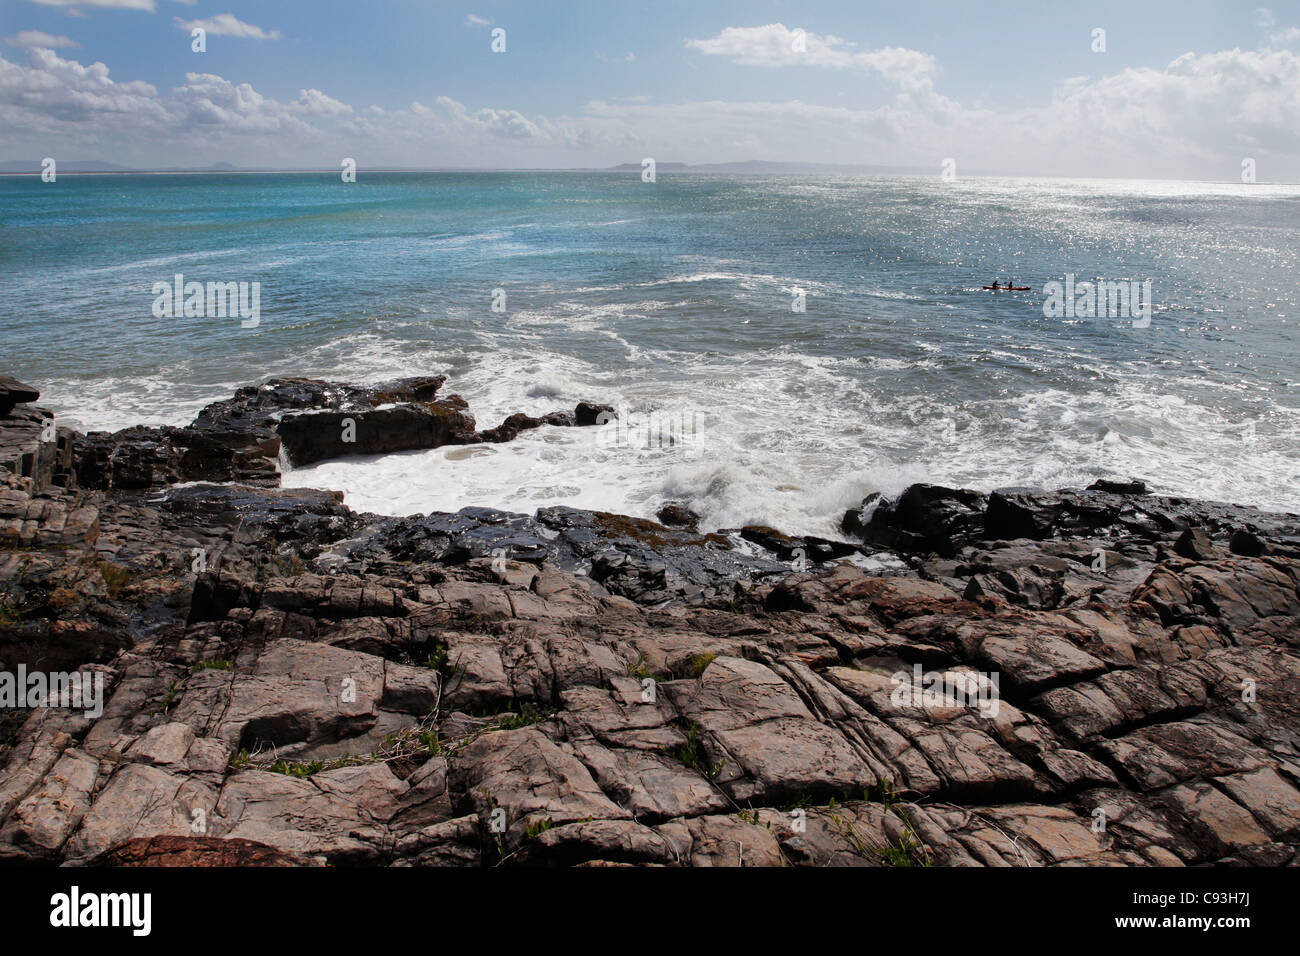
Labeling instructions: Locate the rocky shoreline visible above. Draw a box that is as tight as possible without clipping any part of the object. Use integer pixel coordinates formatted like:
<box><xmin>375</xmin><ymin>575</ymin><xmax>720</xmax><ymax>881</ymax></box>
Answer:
<box><xmin>1</xmin><ymin>374</ymin><xmax>1298</xmax><ymax>867</ymax></box>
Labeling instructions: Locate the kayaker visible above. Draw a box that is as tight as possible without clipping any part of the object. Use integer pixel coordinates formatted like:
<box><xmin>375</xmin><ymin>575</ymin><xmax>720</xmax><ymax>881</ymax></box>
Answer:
<box><xmin>991</xmin><ymin>280</ymin><xmax>1000</xmax><ymax>290</ymax></box>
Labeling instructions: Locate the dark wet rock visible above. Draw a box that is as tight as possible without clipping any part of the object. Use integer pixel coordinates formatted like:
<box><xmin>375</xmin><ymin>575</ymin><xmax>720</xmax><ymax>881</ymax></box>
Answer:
<box><xmin>850</xmin><ymin>484</ymin><xmax>987</xmax><ymax>557</ymax></box>
<box><xmin>985</xmin><ymin>490</ymin><xmax>1060</xmax><ymax>541</ymax></box>
<box><xmin>656</xmin><ymin>503</ymin><xmax>700</xmax><ymax>530</ymax></box>
<box><xmin>1087</xmin><ymin>478</ymin><xmax>1148</xmax><ymax>495</ymax></box>
<box><xmin>70</xmin><ymin>377</ymin><xmax>618</xmax><ymax>490</ymax></box>
<box><xmin>477</xmin><ymin>405</ymin><xmax>611</xmax><ymax>444</ymax></box>
<box><xmin>740</xmin><ymin>526</ymin><xmax>858</xmax><ymax>565</ymax></box>
<box><xmin>574</xmin><ymin>402</ymin><xmax>616</xmax><ymax>427</ymax></box>
<box><xmin>279</xmin><ymin>403</ymin><xmax>477</xmax><ymax>465</ymax></box>
<box><xmin>1230</xmin><ymin>529</ymin><xmax>1267</xmax><ymax>558</ymax></box>
<box><xmin>1175</xmin><ymin>528</ymin><xmax>1218</xmax><ymax>561</ymax></box>
<box><xmin>478</xmin><ymin>412</ymin><xmax>545</xmax><ymax>444</ymax></box>
<box><xmin>0</xmin><ymin>377</ymin><xmax>40</xmax><ymax>418</ymax></box>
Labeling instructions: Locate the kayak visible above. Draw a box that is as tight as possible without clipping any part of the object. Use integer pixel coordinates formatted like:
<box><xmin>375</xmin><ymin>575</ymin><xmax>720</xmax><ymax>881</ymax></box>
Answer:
<box><xmin>984</xmin><ymin>286</ymin><xmax>1030</xmax><ymax>291</ymax></box>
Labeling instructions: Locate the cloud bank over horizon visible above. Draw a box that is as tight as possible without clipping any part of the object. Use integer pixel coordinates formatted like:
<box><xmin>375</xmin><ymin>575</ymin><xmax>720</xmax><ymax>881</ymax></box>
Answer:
<box><xmin>2</xmin><ymin>9</ymin><xmax>1298</xmax><ymax>180</ymax></box>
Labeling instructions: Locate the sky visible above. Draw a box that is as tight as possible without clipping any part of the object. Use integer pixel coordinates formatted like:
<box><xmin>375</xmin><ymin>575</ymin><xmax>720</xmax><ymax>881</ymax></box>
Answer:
<box><xmin>1</xmin><ymin>0</ymin><xmax>1299</xmax><ymax>179</ymax></box>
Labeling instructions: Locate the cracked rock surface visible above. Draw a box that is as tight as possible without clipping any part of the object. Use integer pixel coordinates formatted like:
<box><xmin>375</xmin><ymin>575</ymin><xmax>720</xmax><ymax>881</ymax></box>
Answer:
<box><xmin>2</xmin><ymin>378</ymin><xmax>1299</xmax><ymax>866</ymax></box>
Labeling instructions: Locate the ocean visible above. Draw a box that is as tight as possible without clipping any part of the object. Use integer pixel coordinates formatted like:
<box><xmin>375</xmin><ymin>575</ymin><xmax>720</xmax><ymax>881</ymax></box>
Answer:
<box><xmin>2</xmin><ymin>171</ymin><xmax>1298</xmax><ymax>537</ymax></box>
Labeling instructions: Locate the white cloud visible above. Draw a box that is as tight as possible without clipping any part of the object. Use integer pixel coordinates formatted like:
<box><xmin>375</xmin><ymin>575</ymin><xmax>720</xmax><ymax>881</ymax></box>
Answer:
<box><xmin>688</xmin><ymin>23</ymin><xmax>934</xmax><ymax>81</ymax></box>
<box><xmin>1253</xmin><ymin>7</ymin><xmax>1299</xmax><ymax>45</ymax></box>
<box><xmin>291</xmin><ymin>88</ymin><xmax>352</xmax><ymax>117</ymax></box>
<box><xmin>4</xmin><ymin>31</ymin><xmax>80</xmax><ymax>49</ymax></box>
<box><xmin>171</xmin><ymin>72</ymin><xmax>310</xmax><ymax>133</ymax></box>
<box><xmin>464</xmin><ymin>14</ymin><xmax>491</xmax><ymax>27</ymax></box>
<box><xmin>687</xmin><ymin>24</ymin><xmax>954</xmax><ymax>120</ymax></box>
<box><xmin>173</xmin><ymin>14</ymin><xmax>281</xmax><ymax>40</ymax></box>
<box><xmin>1029</xmin><ymin>47</ymin><xmax>1300</xmax><ymax>162</ymax></box>
<box><xmin>597</xmin><ymin>52</ymin><xmax>636</xmax><ymax>63</ymax></box>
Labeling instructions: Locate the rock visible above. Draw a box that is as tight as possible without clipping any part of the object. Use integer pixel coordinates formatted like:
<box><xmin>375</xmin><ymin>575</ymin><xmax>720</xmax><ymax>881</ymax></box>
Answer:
<box><xmin>214</xmin><ymin>764</ymin><xmax>407</xmax><ymax>863</ymax></box>
<box><xmin>514</xmin><ymin>818</ymin><xmax>676</xmax><ymax>866</ymax></box>
<box><xmin>574</xmin><ymin>402</ymin><xmax>615</xmax><ymax>427</ymax></box>
<box><xmin>985</xmin><ymin>490</ymin><xmax>1059</xmax><ymax>541</ymax></box>
<box><xmin>0</xmin><ymin>406</ymin><xmax>75</xmax><ymax>493</ymax></box>
<box><xmin>849</xmin><ymin>484</ymin><xmax>987</xmax><ymax>556</ymax></box>
<box><xmin>125</xmin><ymin>722</ymin><xmax>196</xmax><ymax>768</ymax></box>
<box><xmin>656</xmin><ymin>503</ymin><xmax>700</xmax><ymax>530</ymax></box>
<box><xmin>1087</xmin><ymin>478</ymin><xmax>1148</xmax><ymax>495</ymax></box>
<box><xmin>278</xmin><ymin>403</ymin><xmax>477</xmax><ymax>466</ymax></box>
<box><xmin>1230</xmin><ymin>529</ymin><xmax>1267</xmax><ymax>557</ymax></box>
<box><xmin>448</xmin><ymin>728</ymin><xmax>631</xmax><ymax>848</ymax></box>
<box><xmin>1175</xmin><ymin>528</ymin><xmax>1218</xmax><ymax>560</ymax></box>
<box><xmin>740</xmin><ymin>526</ymin><xmax>858</xmax><ymax>564</ymax></box>
<box><xmin>0</xmin><ymin>376</ymin><xmax>40</xmax><ymax>417</ymax></box>
<box><xmin>655</xmin><ymin>813</ymin><xmax>785</xmax><ymax>867</ymax></box>
<box><xmin>67</xmin><ymin>377</ymin><xmax>621</xmax><ymax>490</ymax></box>
<box><xmin>90</xmin><ymin>835</ymin><xmax>315</xmax><ymax>866</ymax></box>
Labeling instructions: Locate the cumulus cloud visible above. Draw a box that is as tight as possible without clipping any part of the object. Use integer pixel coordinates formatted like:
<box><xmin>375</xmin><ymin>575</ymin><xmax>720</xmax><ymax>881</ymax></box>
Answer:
<box><xmin>1031</xmin><ymin>47</ymin><xmax>1300</xmax><ymax>161</ymax></box>
<box><xmin>0</xmin><ymin>47</ymin><xmax>166</xmax><ymax>132</ymax></box>
<box><xmin>171</xmin><ymin>72</ymin><xmax>312</xmax><ymax>134</ymax></box>
<box><xmin>688</xmin><ymin>24</ymin><xmax>934</xmax><ymax>81</ymax></box>
<box><xmin>173</xmin><ymin>14</ymin><xmax>281</xmax><ymax>40</ymax></box>
<box><xmin>291</xmin><ymin>88</ymin><xmax>353</xmax><ymax>117</ymax></box>
<box><xmin>4</xmin><ymin>31</ymin><xmax>80</xmax><ymax>49</ymax></box>
<box><xmin>687</xmin><ymin>24</ymin><xmax>955</xmax><ymax>120</ymax></box>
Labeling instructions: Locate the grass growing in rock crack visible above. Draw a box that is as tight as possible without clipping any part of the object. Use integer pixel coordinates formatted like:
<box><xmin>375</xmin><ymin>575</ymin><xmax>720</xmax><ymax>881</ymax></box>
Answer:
<box><xmin>228</xmin><ymin>717</ymin><xmax>453</xmax><ymax>778</ymax></box>
<box><xmin>668</xmin><ymin>721</ymin><xmax>726</xmax><ymax>781</ymax></box>
<box><xmin>735</xmin><ymin>808</ymin><xmax>773</xmax><ymax>830</ymax></box>
<box><xmin>780</xmin><ymin>793</ymin><xmax>815</xmax><ymax>813</ymax></box>
<box><xmin>97</xmin><ymin>561</ymin><xmax>135</xmax><ymax>599</ymax></box>
<box><xmin>0</xmin><ymin>597</ymin><xmax>23</xmax><ymax>628</ymax></box>
<box><xmin>148</xmin><ymin>680</ymin><xmax>181</xmax><ymax>718</ymax></box>
<box><xmin>863</xmin><ymin>780</ymin><xmax>902</xmax><ymax>808</ymax></box>
<box><xmin>423</xmin><ymin>646</ymin><xmax>449</xmax><ymax>671</ymax></box>
<box><xmin>267</xmin><ymin>758</ymin><xmax>328</xmax><ymax>778</ymax></box>
<box><xmin>680</xmin><ymin>652</ymin><xmax>716</xmax><ymax>679</ymax></box>
<box><xmin>876</xmin><ymin>825</ymin><xmax>931</xmax><ymax>867</ymax></box>
<box><xmin>192</xmin><ymin>659</ymin><xmax>232</xmax><ymax>673</ymax></box>
<box><xmin>421</xmin><ymin>644</ymin><xmax>461</xmax><ymax>682</ymax></box>
<box><xmin>524</xmin><ymin>818</ymin><xmax>554</xmax><ymax>840</ymax></box>
<box><xmin>492</xmin><ymin>702</ymin><xmax>556</xmax><ymax>731</ymax></box>
<box><xmin>828</xmin><ymin>807</ymin><xmax>932</xmax><ymax>867</ymax></box>
<box><xmin>625</xmin><ymin>652</ymin><xmax>662</xmax><ymax>682</ymax></box>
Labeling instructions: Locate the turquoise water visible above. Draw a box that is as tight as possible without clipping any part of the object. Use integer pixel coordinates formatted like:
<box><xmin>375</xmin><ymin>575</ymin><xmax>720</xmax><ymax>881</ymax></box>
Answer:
<box><xmin>2</xmin><ymin>171</ymin><xmax>1298</xmax><ymax>533</ymax></box>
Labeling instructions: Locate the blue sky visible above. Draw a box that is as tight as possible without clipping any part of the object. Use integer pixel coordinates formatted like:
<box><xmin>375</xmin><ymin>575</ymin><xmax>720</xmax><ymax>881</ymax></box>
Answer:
<box><xmin>2</xmin><ymin>0</ymin><xmax>1298</xmax><ymax>177</ymax></box>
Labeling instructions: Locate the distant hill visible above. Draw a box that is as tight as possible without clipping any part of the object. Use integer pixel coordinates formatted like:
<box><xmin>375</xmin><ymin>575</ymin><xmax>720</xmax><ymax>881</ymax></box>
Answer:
<box><xmin>0</xmin><ymin>159</ymin><xmax>244</xmax><ymax>173</ymax></box>
<box><xmin>605</xmin><ymin>160</ymin><xmax>935</xmax><ymax>175</ymax></box>
<box><xmin>0</xmin><ymin>159</ymin><xmax>135</xmax><ymax>173</ymax></box>
<box><xmin>2</xmin><ymin>158</ymin><xmax>943</xmax><ymax>176</ymax></box>
<box><xmin>608</xmin><ymin>162</ymin><xmax>691</xmax><ymax>172</ymax></box>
